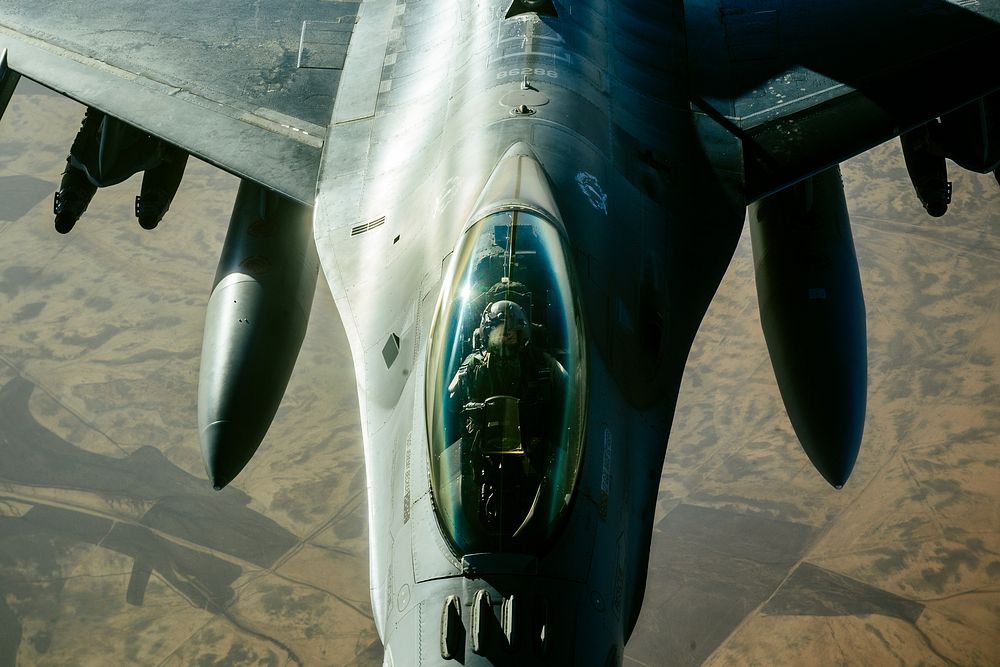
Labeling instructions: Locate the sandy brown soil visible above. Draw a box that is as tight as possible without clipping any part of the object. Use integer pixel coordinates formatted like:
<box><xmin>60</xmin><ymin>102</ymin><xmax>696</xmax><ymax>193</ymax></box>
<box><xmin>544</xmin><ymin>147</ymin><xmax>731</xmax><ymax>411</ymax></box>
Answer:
<box><xmin>0</xmin><ymin>81</ymin><xmax>997</xmax><ymax>666</ymax></box>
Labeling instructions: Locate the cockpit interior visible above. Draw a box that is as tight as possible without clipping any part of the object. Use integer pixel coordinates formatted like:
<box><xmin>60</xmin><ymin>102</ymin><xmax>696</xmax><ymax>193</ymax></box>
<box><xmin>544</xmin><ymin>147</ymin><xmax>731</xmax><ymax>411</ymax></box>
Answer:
<box><xmin>426</xmin><ymin>208</ymin><xmax>586</xmax><ymax>554</ymax></box>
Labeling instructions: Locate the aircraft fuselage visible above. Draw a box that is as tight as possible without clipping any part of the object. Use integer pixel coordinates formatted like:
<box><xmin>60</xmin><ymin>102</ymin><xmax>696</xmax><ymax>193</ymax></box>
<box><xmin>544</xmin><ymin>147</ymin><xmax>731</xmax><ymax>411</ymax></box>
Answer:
<box><xmin>314</xmin><ymin>2</ymin><xmax>746</xmax><ymax>664</ymax></box>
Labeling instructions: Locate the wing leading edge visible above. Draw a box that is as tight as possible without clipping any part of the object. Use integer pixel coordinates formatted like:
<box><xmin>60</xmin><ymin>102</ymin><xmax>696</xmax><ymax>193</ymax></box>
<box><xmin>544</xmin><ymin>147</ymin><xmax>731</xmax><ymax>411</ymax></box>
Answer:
<box><xmin>686</xmin><ymin>0</ymin><xmax>1000</xmax><ymax>202</ymax></box>
<box><xmin>0</xmin><ymin>1</ymin><xmax>365</xmax><ymax>205</ymax></box>
<box><xmin>6</xmin><ymin>2</ymin><xmax>999</xmax><ymax>208</ymax></box>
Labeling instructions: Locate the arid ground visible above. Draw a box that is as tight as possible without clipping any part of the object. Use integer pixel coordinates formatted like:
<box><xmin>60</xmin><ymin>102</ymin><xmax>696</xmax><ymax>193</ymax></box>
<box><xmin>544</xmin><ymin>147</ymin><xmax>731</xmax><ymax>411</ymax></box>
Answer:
<box><xmin>1</xmin><ymin>81</ymin><xmax>998</xmax><ymax>666</ymax></box>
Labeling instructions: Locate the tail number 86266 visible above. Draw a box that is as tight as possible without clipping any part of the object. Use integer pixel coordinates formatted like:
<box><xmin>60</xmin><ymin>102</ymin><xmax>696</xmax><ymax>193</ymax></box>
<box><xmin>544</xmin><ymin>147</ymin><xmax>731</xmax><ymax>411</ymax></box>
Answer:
<box><xmin>497</xmin><ymin>67</ymin><xmax>558</xmax><ymax>80</ymax></box>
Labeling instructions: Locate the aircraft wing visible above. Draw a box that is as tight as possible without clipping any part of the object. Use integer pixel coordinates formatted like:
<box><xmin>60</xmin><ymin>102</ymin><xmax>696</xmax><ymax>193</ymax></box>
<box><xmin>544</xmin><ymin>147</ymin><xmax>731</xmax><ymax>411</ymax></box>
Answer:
<box><xmin>0</xmin><ymin>0</ymin><xmax>368</xmax><ymax>206</ymax></box>
<box><xmin>684</xmin><ymin>0</ymin><xmax>1000</xmax><ymax>201</ymax></box>
<box><xmin>4</xmin><ymin>1</ymin><xmax>998</xmax><ymax>209</ymax></box>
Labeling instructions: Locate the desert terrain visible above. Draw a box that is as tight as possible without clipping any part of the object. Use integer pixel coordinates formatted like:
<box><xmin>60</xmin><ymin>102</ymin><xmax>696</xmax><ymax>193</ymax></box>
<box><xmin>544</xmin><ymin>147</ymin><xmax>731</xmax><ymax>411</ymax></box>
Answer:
<box><xmin>0</xmin><ymin>81</ymin><xmax>997</xmax><ymax>666</ymax></box>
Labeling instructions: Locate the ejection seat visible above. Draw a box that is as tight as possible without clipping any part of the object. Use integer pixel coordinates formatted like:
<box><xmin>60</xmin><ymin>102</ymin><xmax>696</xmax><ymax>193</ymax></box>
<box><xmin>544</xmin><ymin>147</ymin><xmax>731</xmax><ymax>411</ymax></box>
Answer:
<box><xmin>479</xmin><ymin>396</ymin><xmax>525</xmax><ymax>456</ymax></box>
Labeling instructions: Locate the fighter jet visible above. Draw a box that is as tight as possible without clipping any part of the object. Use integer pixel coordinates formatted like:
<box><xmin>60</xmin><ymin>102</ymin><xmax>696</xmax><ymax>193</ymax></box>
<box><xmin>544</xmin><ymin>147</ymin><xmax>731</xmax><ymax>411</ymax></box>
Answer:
<box><xmin>2</xmin><ymin>1</ymin><xmax>1000</xmax><ymax>664</ymax></box>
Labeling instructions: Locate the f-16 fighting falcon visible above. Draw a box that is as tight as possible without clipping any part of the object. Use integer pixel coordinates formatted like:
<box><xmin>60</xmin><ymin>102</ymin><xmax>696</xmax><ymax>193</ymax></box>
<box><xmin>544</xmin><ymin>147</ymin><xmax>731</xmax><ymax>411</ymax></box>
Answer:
<box><xmin>2</xmin><ymin>1</ymin><xmax>1000</xmax><ymax>664</ymax></box>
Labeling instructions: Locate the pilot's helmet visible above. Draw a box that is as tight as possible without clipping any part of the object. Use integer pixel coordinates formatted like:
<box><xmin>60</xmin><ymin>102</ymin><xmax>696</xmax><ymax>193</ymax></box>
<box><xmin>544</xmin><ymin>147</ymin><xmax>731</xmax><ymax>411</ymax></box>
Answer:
<box><xmin>482</xmin><ymin>300</ymin><xmax>530</xmax><ymax>356</ymax></box>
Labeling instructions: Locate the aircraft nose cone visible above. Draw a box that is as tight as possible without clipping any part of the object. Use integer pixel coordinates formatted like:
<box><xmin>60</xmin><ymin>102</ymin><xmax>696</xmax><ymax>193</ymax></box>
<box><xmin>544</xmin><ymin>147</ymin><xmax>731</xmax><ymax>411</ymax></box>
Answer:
<box><xmin>200</xmin><ymin>420</ymin><xmax>257</xmax><ymax>490</ymax></box>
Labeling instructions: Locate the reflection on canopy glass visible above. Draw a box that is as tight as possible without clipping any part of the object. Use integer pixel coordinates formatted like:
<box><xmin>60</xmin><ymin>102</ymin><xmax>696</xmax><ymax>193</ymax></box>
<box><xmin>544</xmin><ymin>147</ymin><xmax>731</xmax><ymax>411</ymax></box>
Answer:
<box><xmin>426</xmin><ymin>209</ymin><xmax>586</xmax><ymax>554</ymax></box>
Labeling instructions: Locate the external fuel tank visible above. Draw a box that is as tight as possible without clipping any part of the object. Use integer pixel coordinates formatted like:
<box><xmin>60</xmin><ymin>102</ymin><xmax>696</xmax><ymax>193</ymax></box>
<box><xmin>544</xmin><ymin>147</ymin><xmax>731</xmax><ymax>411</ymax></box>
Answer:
<box><xmin>198</xmin><ymin>180</ymin><xmax>319</xmax><ymax>489</ymax></box>
<box><xmin>749</xmin><ymin>166</ymin><xmax>867</xmax><ymax>488</ymax></box>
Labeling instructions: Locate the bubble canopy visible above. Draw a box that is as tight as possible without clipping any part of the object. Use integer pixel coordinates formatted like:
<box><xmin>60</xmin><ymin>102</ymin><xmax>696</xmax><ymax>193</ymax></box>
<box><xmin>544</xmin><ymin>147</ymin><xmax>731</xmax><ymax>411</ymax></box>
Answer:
<box><xmin>425</xmin><ymin>208</ymin><xmax>587</xmax><ymax>555</ymax></box>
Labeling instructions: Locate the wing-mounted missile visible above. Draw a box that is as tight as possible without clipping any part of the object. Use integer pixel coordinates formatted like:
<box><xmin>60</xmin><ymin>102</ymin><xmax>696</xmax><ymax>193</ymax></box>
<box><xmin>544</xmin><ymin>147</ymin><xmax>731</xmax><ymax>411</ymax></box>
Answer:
<box><xmin>198</xmin><ymin>180</ymin><xmax>319</xmax><ymax>489</ymax></box>
<box><xmin>0</xmin><ymin>48</ymin><xmax>19</xmax><ymax>122</ymax></box>
<box><xmin>49</xmin><ymin>106</ymin><xmax>189</xmax><ymax>233</ymax></box>
<box><xmin>937</xmin><ymin>91</ymin><xmax>1000</xmax><ymax>175</ymax></box>
<box><xmin>749</xmin><ymin>166</ymin><xmax>866</xmax><ymax>488</ymax></box>
<box><xmin>901</xmin><ymin>91</ymin><xmax>1000</xmax><ymax>215</ymax></box>
<box><xmin>900</xmin><ymin>124</ymin><xmax>951</xmax><ymax>217</ymax></box>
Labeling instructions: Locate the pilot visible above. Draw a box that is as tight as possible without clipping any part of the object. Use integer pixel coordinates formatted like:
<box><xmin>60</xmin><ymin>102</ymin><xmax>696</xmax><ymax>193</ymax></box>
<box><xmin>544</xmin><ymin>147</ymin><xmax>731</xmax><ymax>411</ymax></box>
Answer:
<box><xmin>449</xmin><ymin>298</ymin><xmax>569</xmax><ymax>535</ymax></box>
<box><xmin>450</xmin><ymin>300</ymin><xmax>529</xmax><ymax>401</ymax></box>
<box><xmin>53</xmin><ymin>107</ymin><xmax>189</xmax><ymax>233</ymax></box>
<box><xmin>449</xmin><ymin>299</ymin><xmax>568</xmax><ymax>441</ymax></box>
<box><xmin>478</xmin><ymin>299</ymin><xmax>532</xmax><ymax>394</ymax></box>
